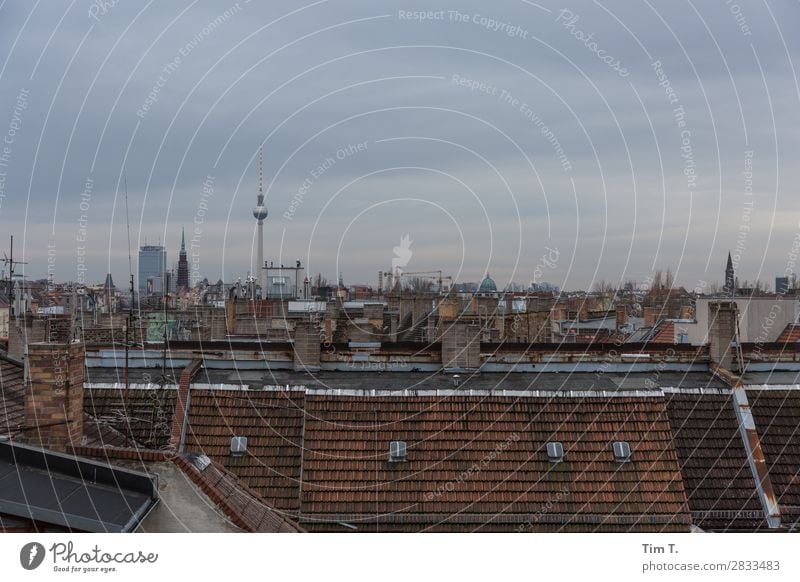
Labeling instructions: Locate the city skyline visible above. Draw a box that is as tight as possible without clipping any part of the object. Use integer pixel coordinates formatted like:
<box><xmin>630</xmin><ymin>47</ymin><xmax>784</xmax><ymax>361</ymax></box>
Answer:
<box><xmin>4</xmin><ymin>227</ymin><xmax>793</xmax><ymax>295</ymax></box>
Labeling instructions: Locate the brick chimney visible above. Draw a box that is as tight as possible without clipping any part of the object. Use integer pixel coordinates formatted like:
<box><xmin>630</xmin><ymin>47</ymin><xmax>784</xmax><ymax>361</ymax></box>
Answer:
<box><xmin>293</xmin><ymin>320</ymin><xmax>321</xmax><ymax>372</ymax></box>
<box><xmin>24</xmin><ymin>342</ymin><xmax>84</xmax><ymax>451</ymax></box>
<box><xmin>643</xmin><ymin>307</ymin><xmax>659</xmax><ymax>328</ymax></box>
<box><xmin>550</xmin><ymin>306</ymin><xmax>567</xmax><ymax>322</ymax></box>
<box><xmin>615</xmin><ymin>304</ymin><xmax>628</xmax><ymax>329</ymax></box>
<box><xmin>708</xmin><ymin>300</ymin><xmax>738</xmax><ymax>371</ymax></box>
<box><xmin>438</xmin><ymin>296</ymin><xmax>460</xmax><ymax>321</ymax></box>
<box><xmin>441</xmin><ymin>321</ymin><xmax>480</xmax><ymax>370</ymax></box>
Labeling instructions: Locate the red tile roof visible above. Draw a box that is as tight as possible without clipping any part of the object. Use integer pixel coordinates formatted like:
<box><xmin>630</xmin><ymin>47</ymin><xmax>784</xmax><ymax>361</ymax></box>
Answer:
<box><xmin>664</xmin><ymin>393</ymin><xmax>765</xmax><ymax>530</ymax></box>
<box><xmin>0</xmin><ymin>355</ymin><xmax>25</xmax><ymax>437</ymax></box>
<box><xmin>299</xmin><ymin>395</ymin><xmax>690</xmax><ymax>532</ymax></box>
<box><xmin>183</xmin><ymin>390</ymin><xmax>305</xmax><ymax>513</ymax></box>
<box><xmin>746</xmin><ymin>390</ymin><xmax>800</xmax><ymax>527</ymax></box>
<box><xmin>776</xmin><ymin>324</ymin><xmax>800</xmax><ymax>344</ymax></box>
<box><xmin>650</xmin><ymin>321</ymin><xmax>676</xmax><ymax>344</ymax></box>
<box><xmin>80</xmin><ymin>413</ymin><xmax>138</xmax><ymax>448</ymax></box>
<box><xmin>180</xmin><ymin>390</ymin><xmax>691</xmax><ymax>531</ymax></box>
<box><xmin>174</xmin><ymin>454</ymin><xmax>304</xmax><ymax>532</ymax></box>
<box><xmin>83</xmin><ymin>387</ymin><xmax>176</xmax><ymax>449</ymax></box>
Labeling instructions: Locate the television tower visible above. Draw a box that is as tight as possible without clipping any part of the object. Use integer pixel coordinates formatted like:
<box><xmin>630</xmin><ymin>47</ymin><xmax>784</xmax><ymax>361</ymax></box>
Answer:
<box><xmin>253</xmin><ymin>144</ymin><xmax>269</xmax><ymax>291</ymax></box>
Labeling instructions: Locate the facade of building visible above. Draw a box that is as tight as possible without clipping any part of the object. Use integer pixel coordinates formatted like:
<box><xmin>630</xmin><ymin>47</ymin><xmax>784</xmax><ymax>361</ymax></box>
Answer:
<box><xmin>776</xmin><ymin>276</ymin><xmax>790</xmax><ymax>294</ymax></box>
<box><xmin>138</xmin><ymin>244</ymin><xmax>167</xmax><ymax>297</ymax></box>
<box><xmin>665</xmin><ymin>295</ymin><xmax>799</xmax><ymax>346</ymax></box>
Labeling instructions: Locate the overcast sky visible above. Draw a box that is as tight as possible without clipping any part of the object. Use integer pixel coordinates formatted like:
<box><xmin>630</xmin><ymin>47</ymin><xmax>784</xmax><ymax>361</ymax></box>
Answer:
<box><xmin>1</xmin><ymin>0</ymin><xmax>799</xmax><ymax>291</ymax></box>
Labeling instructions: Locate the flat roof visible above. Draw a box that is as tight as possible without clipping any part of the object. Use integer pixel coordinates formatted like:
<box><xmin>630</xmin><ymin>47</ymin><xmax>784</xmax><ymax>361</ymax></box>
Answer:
<box><xmin>0</xmin><ymin>441</ymin><xmax>157</xmax><ymax>532</ymax></box>
<box><xmin>743</xmin><ymin>369</ymin><xmax>800</xmax><ymax>385</ymax></box>
<box><xmin>84</xmin><ymin>367</ymin><xmax>727</xmax><ymax>392</ymax></box>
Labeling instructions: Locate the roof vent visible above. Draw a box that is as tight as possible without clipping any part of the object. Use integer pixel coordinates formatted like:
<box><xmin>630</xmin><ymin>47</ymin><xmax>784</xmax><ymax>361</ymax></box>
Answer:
<box><xmin>389</xmin><ymin>440</ymin><xmax>407</xmax><ymax>462</ymax></box>
<box><xmin>546</xmin><ymin>441</ymin><xmax>564</xmax><ymax>462</ymax></box>
<box><xmin>193</xmin><ymin>454</ymin><xmax>212</xmax><ymax>471</ymax></box>
<box><xmin>231</xmin><ymin>436</ymin><xmax>248</xmax><ymax>457</ymax></box>
<box><xmin>612</xmin><ymin>441</ymin><xmax>631</xmax><ymax>462</ymax></box>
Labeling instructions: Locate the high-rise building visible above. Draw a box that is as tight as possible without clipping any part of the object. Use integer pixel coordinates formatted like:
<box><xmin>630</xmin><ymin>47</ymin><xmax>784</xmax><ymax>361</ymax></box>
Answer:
<box><xmin>138</xmin><ymin>244</ymin><xmax>166</xmax><ymax>297</ymax></box>
<box><xmin>776</xmin><ymin>276</ymin><xmax>790</xmax><ymax>294</ymax></box>
<box><xmin>177</xmin><ymin>228</ymin><xmax>189</xmax><ymax>291</ymax></box>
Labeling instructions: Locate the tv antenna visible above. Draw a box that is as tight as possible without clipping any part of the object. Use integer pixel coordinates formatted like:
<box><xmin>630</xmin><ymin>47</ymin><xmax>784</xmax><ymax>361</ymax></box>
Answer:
<box><xmin>2</xmin><ymin>235</ymin><xmax>27</xmax><ymax>317</ymax></box>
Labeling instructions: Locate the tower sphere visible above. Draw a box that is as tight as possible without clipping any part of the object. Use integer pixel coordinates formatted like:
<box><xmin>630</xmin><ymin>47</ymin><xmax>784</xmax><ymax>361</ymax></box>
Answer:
<box><xmin>253</xmin><ymin>204</ymin><xmax>268</xmax><ymax>220</ymax></box>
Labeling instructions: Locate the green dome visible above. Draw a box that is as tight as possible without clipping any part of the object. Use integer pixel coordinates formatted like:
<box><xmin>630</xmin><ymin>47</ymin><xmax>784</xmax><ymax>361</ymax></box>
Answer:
<box><xmin>478</xmin><ymin>274</ymin><xmax>497</xmax><ymax>293</ymax></box>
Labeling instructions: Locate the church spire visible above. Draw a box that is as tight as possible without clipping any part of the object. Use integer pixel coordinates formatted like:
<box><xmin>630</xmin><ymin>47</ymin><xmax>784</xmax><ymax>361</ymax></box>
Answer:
<box><xmin>177</xmin><ymin>226</ymin><xmax>189</xmax><ymax>290</ymax></box>
<box><xmin>724</xmin><ymin>251</ymin><xmax>735</xmax><ymax>296</ymax></box>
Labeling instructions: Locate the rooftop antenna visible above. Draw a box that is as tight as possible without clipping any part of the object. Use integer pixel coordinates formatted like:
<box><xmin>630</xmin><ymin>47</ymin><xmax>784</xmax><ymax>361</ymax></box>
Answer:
<box><xmin>124</xmin><ymin>170</ymin><xmax>134</xmax><ymax>418</ymax></box>
<box><xmin>2</xmin><ymin>235</ymin><xmax>27</xmax><ymax>320</ymax></box>
<box><xmin>124</xmin><ymin>170</ymin><xmax>133</xmax><ymax>286</ymax></box>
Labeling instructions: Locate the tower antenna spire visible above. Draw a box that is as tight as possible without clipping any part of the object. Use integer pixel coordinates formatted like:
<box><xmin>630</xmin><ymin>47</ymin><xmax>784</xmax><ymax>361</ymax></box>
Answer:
<box><xmin>258</xmin><ymin>142</ymin><xmax>264</xmax><ymax>199</ymax></box>
<box><xmin>123</xmin><ymin>168</ymin><xmax>134</xmax><ymax>420</ymax></box>
<box><xmin>124</xmin><ymin>169</ymin><xmax>133</xmax><ymax>282</ymax></box>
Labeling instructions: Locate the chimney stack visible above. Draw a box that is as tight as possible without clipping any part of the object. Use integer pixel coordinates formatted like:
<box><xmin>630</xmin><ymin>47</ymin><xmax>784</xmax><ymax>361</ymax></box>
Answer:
<box><xmin>24</xmin><ymin>342</ymin><xmax>84</xmax><ymax>451</ymax></box>
<box><xmin>708</xmin><ymin>300</ymin><xmax>738</xmax><ymax>371</ymax></box>
<box><xmin>293</xmin><ymin>320</ymin><xmax>321</xmax><ymax>372</ymax></box>
<box><xmin>442</xmin><ymin>321</ymin><xmax>480</xmax><ymax>371</ymax></box>
<box><xmin>643</xmin><ymin>307</ymin><xmax>659</xmax><ymax>328</ymax></box>
<box><xmin>615</xmin><ymin>304</ymin><xmax>628</xmax><ymax>329</ymax></box>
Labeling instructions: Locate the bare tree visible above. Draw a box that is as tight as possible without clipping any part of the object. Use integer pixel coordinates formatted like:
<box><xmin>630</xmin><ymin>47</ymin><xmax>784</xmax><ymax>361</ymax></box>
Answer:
<box><xmin>592</xmin><ymin>279</ymin><xmax>615</xmax><ymax>294</ymax></box>
<box><xmin>312</xmin><ymin>273</ymin><xmax>327</xmax><ymax>293</ymax></box>
<box><xmin>664</xmin><ymin>269</ymin><xmax>674</xmax><ymax>291</ymax></box>
<box><xmin>404</xmin><ymin>277</ymin><xmax>433</xmax><ymax>293</ymax></box>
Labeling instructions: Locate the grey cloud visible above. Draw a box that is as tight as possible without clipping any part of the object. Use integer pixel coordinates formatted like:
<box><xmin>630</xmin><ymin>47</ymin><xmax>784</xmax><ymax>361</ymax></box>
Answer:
<box><xmin>0</xmin><ymin>0</ymin><xmax>798</xmax><ymax>290</ymax></box>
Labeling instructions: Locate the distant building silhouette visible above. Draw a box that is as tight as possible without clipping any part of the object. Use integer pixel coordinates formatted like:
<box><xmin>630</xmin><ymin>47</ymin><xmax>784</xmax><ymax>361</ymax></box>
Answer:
<box><xmin>724</xmin><ymin>251</ymin><xmax>735</xmax><ymax>296</ymax></box>
<box><xmin>138</xmin><ymin>244</ymin><xmax>166</xmax><ymax>297</ymax></box>
<box><xmin>177</xmin><ymin>228</ymin><xmax>189</xmax><ymax>291</ymax></box>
